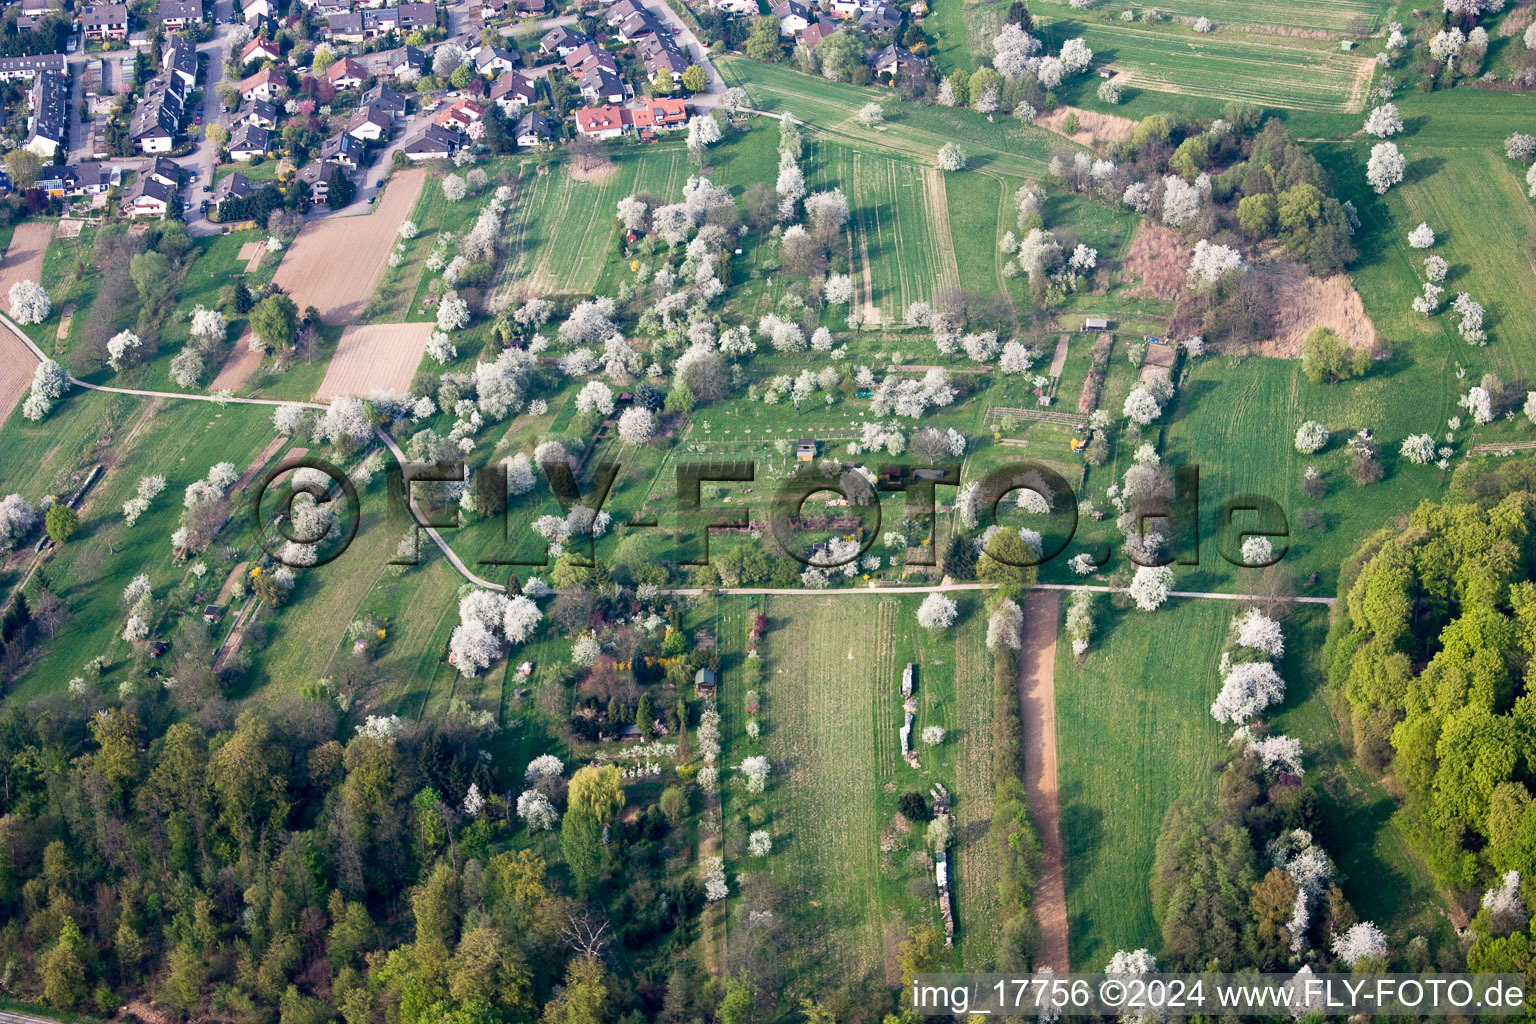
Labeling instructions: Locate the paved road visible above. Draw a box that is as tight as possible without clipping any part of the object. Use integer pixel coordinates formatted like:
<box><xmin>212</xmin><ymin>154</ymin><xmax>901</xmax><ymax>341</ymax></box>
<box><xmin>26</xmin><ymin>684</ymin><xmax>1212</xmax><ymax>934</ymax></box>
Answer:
<box><xmin>186</xmin><ymin>0</ymin><xmax>238</xmax><ymax>234</ymax></box>
<box><xmin>646</xmin><ymin>0</ymin><xmax>724</xmax><ymax>99</ymax></box>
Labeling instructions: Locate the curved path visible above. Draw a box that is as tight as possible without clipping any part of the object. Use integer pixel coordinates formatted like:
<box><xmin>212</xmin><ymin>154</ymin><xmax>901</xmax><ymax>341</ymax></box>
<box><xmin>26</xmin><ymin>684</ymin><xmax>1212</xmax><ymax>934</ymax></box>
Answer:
<box><xmin>0</xmin><ymin>311</ymin><xmax>490</xmax><ymax>588</ymax></box>
<box><xmin>3</xmin><ymin>311</ymin><xmax>1337</xmax><ymax>606</ymax></box>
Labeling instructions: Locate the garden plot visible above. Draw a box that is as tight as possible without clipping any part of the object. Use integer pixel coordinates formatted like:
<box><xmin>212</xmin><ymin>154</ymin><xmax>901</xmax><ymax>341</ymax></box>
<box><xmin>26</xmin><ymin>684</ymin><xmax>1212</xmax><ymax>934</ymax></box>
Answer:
<box><xmin>272</xmin><ymin>169</ymin><xmax>426</xmax><ymax>323</ymax></box>
<box><xmin>315</xmin><ymin>322</ymin><xmax>435</xmax><ymax>401</ymax></box>
<box><xmin>496</xmin><ymin>150</ymin><xmax>689</xmax><ymax>300</ymax></box>
<box><xmin>0</xmin><ymin>221</ymin><xmax>55</xmax><ymax>302</ymax></box>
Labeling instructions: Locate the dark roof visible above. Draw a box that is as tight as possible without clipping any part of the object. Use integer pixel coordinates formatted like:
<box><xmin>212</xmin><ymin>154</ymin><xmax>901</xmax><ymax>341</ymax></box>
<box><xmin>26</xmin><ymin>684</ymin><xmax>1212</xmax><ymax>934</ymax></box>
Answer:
<box><xmin>229</xmin><ymin>122</ymin><xmax>271</xmax><ymax>151</ymax></box>
<box><xmin>694</xmin><ymin>666</ymin><xmax>717</xmax><ymax>683</ymax></box>
<box><xmin>248</xmin><ymin>97</ymin><xmax>278</xmax><ymax>119</ymax></box>
<box><xmin>361</xmin><ymin>82</ymin><xmax>406</xmax><ymax>112</ymax></box>
<box><xmin>514</xmin><ymin>109</ymin><xmax>553</xmax><ymax>139</ymax></box>
<box><xmin>81</xmin><ymin>3</ymin><xmax>129</xmax><ymax>27</ymax></box>
<box><xmin>216</xmin><ymin>171</ymin><xmax>254</xmax><ymax>199</ymax></box>
<box><xmin>540</xmin><ymin>25</ymin><xmax>586</xmax><ymax>50</ymax></box>
<box><xmin>489</xmin><ymin>71</ymin><xmax>536</xmax><ymax>104</ymax></box>
<box><xmin>138</xmin><ymin>176</ymin><xmax>176</xmax><ymax>203</ymax></box>
<box><xmin>159</xmin><ymin>0</ymin><xmax>203</xmax><ymax>19</ymax></box>
<box><xmin>401</xmin><ymin>123</ymin><xmax>459</xmax><ymax>154</ymax></box>
<box><xmin>858</xmin><ymin>3</ymin><xmax>901</xmax><ymax>32</ymax></box>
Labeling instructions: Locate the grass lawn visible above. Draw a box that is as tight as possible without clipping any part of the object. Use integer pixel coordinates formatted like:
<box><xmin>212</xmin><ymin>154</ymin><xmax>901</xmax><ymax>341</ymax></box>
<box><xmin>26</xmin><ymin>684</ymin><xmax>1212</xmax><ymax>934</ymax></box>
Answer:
<box><xmin>1054</xmin><ymin>597</ymin><xmax>1445</xmax><ymax>969</ymax></box>
<box><xmin>718</xmin><ymin>56</ymin><xmax>1077</xmax><ymax>177</ymax></box>
<box><xmin>2</xmin><ymin>398</ymin><xmax>283</xmax><ymax>698</ymax></box>
<box><xmin>717</xmin><ymin>592</ymin><xmax>1005</xmax><ymax>996</ymax></box>
<box><xmin>1027</xmin><ymin>0</ymin><xmax>1393</xmax><ymax>36</ymax></box>
<box><xmin>1030</xmin><ymin>15</ymin><xmax>1377</xmax><ymax>112</ymax></box>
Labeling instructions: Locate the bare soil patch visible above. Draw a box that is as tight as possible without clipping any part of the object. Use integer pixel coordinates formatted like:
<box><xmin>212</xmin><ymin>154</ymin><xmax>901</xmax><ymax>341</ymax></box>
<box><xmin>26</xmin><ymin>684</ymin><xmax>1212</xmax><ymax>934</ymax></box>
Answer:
<box><xmin>1122</xmin><ymin>221</ymin><xmax>1189</xmax><ymax>301</ymax></box>
<box><xmin>567</xmin><ymin>158</ymin><xmax>619</xmax><ymax>184</ymax></box>
<box><xmin>316</xmin><ymin>321</ymin><xmax>435</xmax><ymax>400</ymax></box>
<box><xmin>1247</xmin><ymin>260</ymin><xmax>1378</xmax><ymax>357</ymax></box>
<box><xmin>210</xmin><ymin>332</ymin><xmax>262</xmax><ymax>392</ymax></box>
<box><xmin>238</xmin><ymin>240</ymin><xmax>266</xmax><ymax>273</ymax></box>
<box><xmin>1019</xmin><ymin>591</ymin><xmax>1068</xmax><ymax>970</ymax></box>
<box><xmin>920</xmin><ymin>167</ymin><xmax>962</xmax><ymax>296</ymax></box>
<box><xmin>1047</xmin><ymin>332</ymin><xmax>1070</xmax><ymax>377</ymax></box>
<box><xmin>56</xmin><ymin>219</ymin><xmax>84</xmax><ymax>238</ymax></box>
<box><xmin>272</xmin><ymin>168</ymin><xmax>426</xmax><ymax>323</ymax></box>
<box><xmin>0</xmin><ymin>338</ymin><xmax>33</xmax><ymax>423</ymax></box>
<box><xmin>0</xmin><ymin>221</ymin><xmax>56</xmax><ymax>301</ymax></box>
<box><xmin>1036</xmin><ymin>106</ymin><xmax>1137</xmax><ymax>149</ymax></box>
<box><xmin>56</xmin><ymin>302</ymin><xmax>74</xmax><ymax>341</ymax></box>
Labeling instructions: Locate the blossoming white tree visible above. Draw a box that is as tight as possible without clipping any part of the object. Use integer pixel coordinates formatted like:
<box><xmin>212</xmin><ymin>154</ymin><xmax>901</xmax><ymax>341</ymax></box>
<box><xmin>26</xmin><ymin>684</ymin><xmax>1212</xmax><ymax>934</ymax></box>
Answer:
<box><xmin>617</xmin><ymin>406</ymin><xmax>656</xmax><ymax>445</ymax></box>
<box><xmin>1331</xmin><ymin>922</ymin><xmax>1387</xmax><ymax>967</ymax></box>
<box><xmin>1363</xmin><ymin>103</ymin><xmax>1403</xmax><ymax>137</ymax></box>
<box><xmin>917</xmin><ymin>592</ymin><xmax>959</xmax><ymax>629</ymax></box>
<box><xmin>1294</xmin><ymin>421</ymin><xmax>1328</xmax><ymax>454</ymax></box>
<box><xmin>1366</xmin><ymin>142</ymin><xmax>1405</xmax><ymax>194</ymax></box>
<box><xmin>1211</xmin><ymin>660</ymin><xmax>1285</xmax><ymax>723</ymax></box>
<box><xmin>9</xmin><ymin>280</ymin><xmax>49</xmax><ymax>324</ymax></box>
<box><xmin>1128</xmin><ymin>565</ymin><xmax>1173</xmax><ymax>611</ymax></box>
<box><xmin>1408</xmin><ymin>222</ymin><xmax>1434</xmax><ymax>248</ymax></box>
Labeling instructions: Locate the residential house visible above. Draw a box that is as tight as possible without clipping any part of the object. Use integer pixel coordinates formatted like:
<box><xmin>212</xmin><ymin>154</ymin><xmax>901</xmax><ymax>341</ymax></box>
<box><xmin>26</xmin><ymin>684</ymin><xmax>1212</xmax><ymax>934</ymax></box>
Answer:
<box><xmin>240</xmin><ymin>0</ymin><xmax>273</xmax><ymax>20</ymax></box>
<box><xmin>630</xmin><ymin>95</ymin><xmax>687</xmax><ymax>130</ymax></box>
<box><xmin>513</xmin><ymin>109</ymin><xmax>553</xmax><ymax>146</ymax></box>
<box><xmin>325</xmin><ymin>11</ymin><xmax>367</xmax><ymax>40</ymax></box>
<box><xmin>358</xmin><ymin>44</ymin><xmax>425</xmax><ymax>77</ymax></box>
<box><xmin>163</xmin><ymin>41</ymin><xmax>199</xmax><ymax>88</ymax></box>
<box><xmin>539</xmin><ymin>25</ymin><xmax>587</xmax><ymax>56</ymax></box>
<box><xmin>158</xmin><ymin>0</ymin><xmax>203</xmax><ymax>27</ymax></box>
<box><xmin>296</xmin><ymin>158</ymin><xmax>349</xmax><ymax>201</ymax></box>
<box><xmin>64</xmin><ymin>162</ymin><xmax>112</xmax><ymax>196</ymax></box>
<box><xmin>872</xmin><ymin>42</ymin><xmax>925</xmax><ymax>79</ymax></box>
<box><xmin>566</xmin><ymin>44</ymin><xmax>627</xmax><ymax>104</ymax></box>
<box><xmin>603</xmin><ymin>0</ymin><xmax>648</xmax><ymax>27</ymax></box>
<box><xmin>433</xmin><ymin>97</ymin><xmax>484</xmax><ymax>131</ymax></box>
<box><xmin>613</xmin><ymin>8</ymin><xmax>661</xmax><ymax>42</ymax></box>
<box><xmin>794</xmin><ymin>15</ymin><xmax>840</xmax><ymax>48</ymax></box>
<box><xmin>215</xmin><ymin>171</ymin><xmax>255</xmax><ymax>205</ymax></box>
<box><xmin>228</xmin><ymin>122</ymin><xmax>271</xmax><ymax>159</ymax></box>
<box><xmin>148</xmin><ymin>157</ymin><xmax>180</xmax><ymax>187</ymax></box>
<box><xmin>328</xmin><ymin>3</ymin><xmax>435</xmax><ymax>40</ymax></box>
<box><xmin>574</xmin><ymin>103</ymin><xmax>626</xmax><ymax>138</ymax></box>
<box><xmin>325</xmin><ymin>56</ymin><xmax>366</xmax><ymax>88</ymax></box>
<box><xmin>514</xmin><ymin>0</ymin><xmax>546</xmax><ymax>15</ymax></box>
<box><xmin>244</xmin><ymin>97</ymin><xmax>279</xmax><ymax>127</ymax></box>
<box><xmin>81</xmin><ymin>4</ymin><xmax>130</xmax><ymax>39</ymax></box>
<box><xmin>769</xmin><ymin>0</ymin><xmax>810</xmax><ymax>34</ymax></box>
<box><xmin>238</xmin><ymin>66</ymin><xmax>284</xmax><ymax>102</ymax></box>
<box><xmin>122</xmin><ymin>175</ymin><xmax>175</xmax><ymax>218</ymax></box>
<box><xmin>360</xmin><ymin>82</ymin><xmax>406</xmax><ymax>116</ymax></box>
<box><xmin>636</xmin><ymin>33</ymin><xmax>689</xmax><ymax>82</ymax></box>
<box><xmin>240</xmin><ymin>35</ymin><xmax>281</xmax><ymax>63</ymax></box>
<box><xmin>399</xmin><ymin>123</ymin><xmax>459</xmax><ymax>160</ymax></box>
<box><xmin>24</xmin><ymin>72</ymin><xmax>67</xmax><ymax>158</ymax></box>
<box><xmin>472</xmin><ymin>45</ymin><xmax>518</xmax><ymax>75</ymax></box>
<box><xmin>0</xmin><ymin>54</ymin><xmax>66</xmax><ymax>82</ymax></box>
<box><xmin>858</xmin><ymin>3</ymin><xmax>901</xmax><ymax>34</ymax></box>
<box><xmin>387</xmin><ymin>3</ymin><xmax>437</xmax><ymax>30</ymax></box>
<box><xmin>488</xmin><ymin>70</ymin><xmax>536</xmax><ymax>112</ymax></box>
<box><xmin>129</xmin><ymin>98</ymin><xmax>177</xmax><ymax>151</ymax></box>
<box><xmin>346</xmin><ymin>103</ymin><xmax>392</xmax><ymax>140</ymax></box>
<box><xmin>711</xmin><ymin>0</ymin><xmax>756</xmax><ymax>14</ymax></box>
<box><xmin>319</xmin><ymin>130</ymin><xmax>364</xmax><ymax>167</ymax></box>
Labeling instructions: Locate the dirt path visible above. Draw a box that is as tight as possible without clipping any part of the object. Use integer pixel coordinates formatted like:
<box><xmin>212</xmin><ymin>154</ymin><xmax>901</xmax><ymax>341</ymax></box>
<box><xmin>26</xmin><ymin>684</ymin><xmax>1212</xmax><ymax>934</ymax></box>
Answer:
<box><xmin>1018</xmin><ymin>590</ymin><xmax>1067</xmax><ymax>971</ymax></box>
<box><xmin>1047</xmin><ymin>333</ymin><xmax>1071</xmax><ymax>378</ymax></box>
